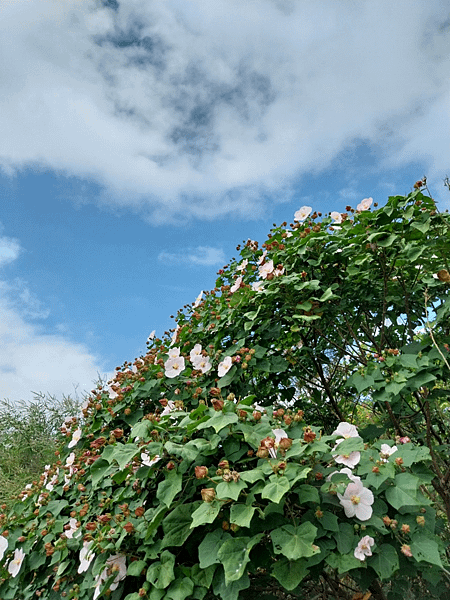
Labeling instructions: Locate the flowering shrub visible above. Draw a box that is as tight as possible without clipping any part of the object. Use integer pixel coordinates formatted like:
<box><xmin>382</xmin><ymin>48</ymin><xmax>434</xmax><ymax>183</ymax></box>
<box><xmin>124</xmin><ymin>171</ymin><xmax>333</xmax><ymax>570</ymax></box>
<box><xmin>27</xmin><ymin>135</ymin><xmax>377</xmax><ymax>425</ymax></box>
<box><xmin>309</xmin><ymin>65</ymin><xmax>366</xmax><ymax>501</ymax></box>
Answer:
<box><xmin>0</xmin><ymin>183</ymin><xmax>449</xmax><ymax>599</ymax></box>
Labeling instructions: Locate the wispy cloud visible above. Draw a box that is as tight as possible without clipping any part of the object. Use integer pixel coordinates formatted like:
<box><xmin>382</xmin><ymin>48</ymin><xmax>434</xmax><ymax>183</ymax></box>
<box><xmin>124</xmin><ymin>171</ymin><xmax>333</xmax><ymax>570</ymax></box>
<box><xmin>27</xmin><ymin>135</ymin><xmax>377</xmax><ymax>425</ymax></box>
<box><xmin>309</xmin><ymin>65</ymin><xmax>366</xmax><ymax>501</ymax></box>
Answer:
<box><xmin>0</xmin><ymin>0</ymin><xmax>449</xmax><ymax>221</ymax></box>
<box><xmin>158</xmin><ymin>246</ymin><xmax>226</xmax><ymax>267</ymax></box>
<box><xmin>0</xmin><ymin>224</ymin><xmax>109</xmax><ymax>403</ymax></box>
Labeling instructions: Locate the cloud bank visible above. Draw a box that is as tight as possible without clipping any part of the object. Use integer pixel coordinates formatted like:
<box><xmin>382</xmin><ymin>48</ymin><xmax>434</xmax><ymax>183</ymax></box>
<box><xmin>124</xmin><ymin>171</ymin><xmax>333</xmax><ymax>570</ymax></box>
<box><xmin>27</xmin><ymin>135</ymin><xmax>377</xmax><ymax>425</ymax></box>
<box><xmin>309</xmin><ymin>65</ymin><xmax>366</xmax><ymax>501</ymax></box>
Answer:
<box><xmin>158</xmin><ymin>246</ymin><xmax>226</xmax><ymax>267</ymax></box>
<box><xmin>1</xmin><ymin>0</ymin><xmax>449</xmax><ymax>221</ymax></box>
<box><xmin>0</xmin><ymin>228</ymin><xmax>108</xmax><ymax>403</ymax></box>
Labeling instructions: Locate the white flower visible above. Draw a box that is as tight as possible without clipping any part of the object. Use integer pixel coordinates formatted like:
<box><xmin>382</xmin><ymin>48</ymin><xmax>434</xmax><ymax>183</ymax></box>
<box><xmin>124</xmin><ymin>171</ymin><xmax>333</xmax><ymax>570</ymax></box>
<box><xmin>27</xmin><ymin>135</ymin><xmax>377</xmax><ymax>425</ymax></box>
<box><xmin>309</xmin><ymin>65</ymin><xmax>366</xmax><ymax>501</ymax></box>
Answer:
<box><xmin>64</xmin><ymin>467</ymin><xmax>74</xmax><ymax>485</ymax></box>
<box><xmin>258</xmin><ymin>250</ymin><xmax>267</xmax><ymax>265</ymax></box>
<box><xmin>259</xmin><ymin>260</ymin><xmax>274</xmax><ymax>280</ymax></box>
<box><xmin>251</xmin><ymin>281</ymin><xmax>264</xmax><ymax>292</ymax></box>
<box><xmin>269</xmin><ymin>428</ymin><xmax>289</xmax><ymax>459</ymax></box>
<box><xmin>356</xmin><ymin>197</ymin><xmax>373</xmax><ymax>212</ymax></box>
<box><xmin>68</xmin><ymin>428</ymin><xmax>82</xmax><ymax>449</ymax></box>
<box><xmin>78</xmin><ymin>540</ymin><xmax>95</xmax><ymax>573</ymax></box>
<box><xmin>164</xmin><ymin>356</ymin><xmax>185</xmax><ymax>378</ymax></box>
<box><xmin>141</xmin><ymin>452</ymin><xmax>161</xmax><ymax>467</ymax></box>
<box><xmin>46</xmin><ymin>469</ymin><xmax>59</xmax><ymax>492</ymax></box>
<box><xmin>274</xmin><ymin>265</ymin><xmax>285</xmax><ymax>277</ymax></box>
<box><xmin>190</xmin><ymin>344</ymin><xmax>202</xmax><ymax>362</ymax></box>
<box><xmin>161</xmin><ymin>401</ymin><xmax>176</xmax><ymax>416</ymax></box>
<box><xmin>170</xmin><ymin>325</ymin><xmax>179</xmax><ymax>346</ymax></box>
<box><xmin>285</xmin><ymin>231</ymin><xmax>293</xmax><ymax>238</ymax></box>
<box><xmin>330</xmin><ymin>211</ymin><xmax>343</xmax><ymax>224</ymax></box>
<box><xmin>294</xmin><ymin>206</ymin><xmax>312</xmax><ymax>222</ymax></box>
<box><xmin>21</xmin><ymin>483</ymin><xmax>32</xmax><ymax>501</ymax></box>
<box><xmin>193</xmin><ymin>291</ymin><xmax>203</xmax><ymax>308</ymax></box>
<box><xmin>332</xmin><ymin>422</ymin><xmax>359</xmax><ymax>439</ymax></box>
<box><xmin>380</xmin><ymin>443</ymin><xmax>398</xmax><ymax>462</ymax></box>
<box><xmin>192</xmin><ymin>355</ymin><xmax>212</xmax><ymax>374</ymax></box>
<box><xmin>236</xmin><ymin>259</ymin><xmax>248</xmax><ymax>272</ymax></box>
<box><xmin>108</xmin><ymin>385</ymin><xmax>118</xmax><ymax>400</ymax></box>
<box><xmin>338</xmin><ymin>479</ymin><xmax>374</xmax><ymax>521</ymax></box>
<box><xmin>218</xmin><ymin>356</ymin><xmax>233</xmax><ymax>378</ymax></box>
<box><xmin>327</xmin><ymin>467</ymin><xmax>361</xmax><ymax>484</ymax></box>
<box><xmin>148</xmin><ymin>330</ymin><xmax>156</xmax><ymax>341</ymax></box>
<box><xmin>168</xmin><ymin>347</ymin><xmax>181</xmax><ymax>359</ymax></box>
<box><xmin>354</xmin><ymin>535</ymin><xmax>375</xmax><ymax>561</ymax></box>
<box><xmin>7</xmin><ymin>548</ymin><xmax>25</xmax><ymax>578</ymax></box>
<box><xmin>230</xmin><ymin>276</ymin><xmax>243</xmax><ymax>293</ymax></box>
<box><xmin>0</xmin><ymin>536</ymin><xmax>8</xmax><ymax>561</ymax></box>
<box><xmin>93</xmin><ymin>554</ymin><xmax>127</xmax><ymax>599</ymax></box>
<box><xmin>65</xmin><ymin>517</ymin><xmax>79</xmax><ymax>539</ymax></box>
<box><xmin>333</xmin><ymin>438</ymin><xmax>360</xmax><ymax>469</ymax></box>
<box><xmin>66</xmin><ymin>452</ymin><xmax>76</xmax><ymax>467</ymax></box>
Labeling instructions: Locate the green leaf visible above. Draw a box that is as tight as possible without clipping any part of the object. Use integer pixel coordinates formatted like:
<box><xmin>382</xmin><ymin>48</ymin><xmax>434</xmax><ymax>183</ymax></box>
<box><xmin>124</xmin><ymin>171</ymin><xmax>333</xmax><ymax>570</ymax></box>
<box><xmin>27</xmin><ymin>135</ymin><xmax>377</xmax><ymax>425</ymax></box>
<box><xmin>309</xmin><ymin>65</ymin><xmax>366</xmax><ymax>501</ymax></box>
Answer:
<box><xmin>156</xmin><ymin>470</ymin><xmax>182</xmax><ymax>507</ymax></box>
<box><xmin>198</xmin><ymin>412</ymin><xmax>238</xmax><ymax>433</ymax></box>
<box><xmin>334</xmin><ymin>523</ymin><xmax>356</xmax><ymax>554</ymax></box>
<box><xmin>369</xmin><ymin>545</ymin><xmax>399</xmax><ymax>580</ymax></box>
<box><xmin>45</xmin><ymin>500</ymin><xmax>69</xmax><ymax>517</ymax></box>
<box><xmin>190</xmin><ymin>501</ymin><xmax>221</xmax><ymax>528</ymax></box>
<box><xmin>166</xmin><ymin>577</ymin><xmax>194</xmax><ymax>600</ymax></box>
<box><xmin>127</xmin><ymin>560</ymin><xmax>146</xmax><ymax>577</ymax></box>
<box><xmin>199</xmin><ymin>530</ymin><xmax>230</xmax><ymax>568</ymax></box>
<box><xmin>212</xmin><ymin>569</ymin><xmax>250</xmax><ymax>600</ymax></box>
<box><xmin>326</xmin><ymin>552</ymin><xmax>362</xmax><ymax>574</ymax></box>
<box><xmin>410</xmin><ymin>535</ymin><xmax>443</xmax><ymax>567</ymax></box>
<box><xmin>271</xmin><ymin>522</ymin><xmax>319</xmax><ymax>560</ymax></box>
<box><xmin>130</xmin><ymin>420</ymin><xmax>152</xmax><ymax>440</ymax></box>
<box><xmin>146</xmin><ymin>551</ymin><xmax>176</xmax><ymax>589</ymax></box>
<box><xmin>261</xmin><ymin>475</ymin><xmax>291</xmax><ymax>504</ymax></box>
<box><xmin>385</xmin><ymin>473</ymin><xmax>430</xmax><ymax>512</ymax></box>
<box><xmin>271</xmin><ymin>557</ymin><xmax>309</xmax><ymax>590</ymax></box>
<box><xmin>109</xmin><ymin>442</ymin><xmax>140</xmax><ymax>471</ymax></box>
<box><xmin>218</xmin><ymin>535</ymin><xmax>263</xmax><ymax>585</ymax></box>
<box><xmin>191</xmin><ymin>564</ymin><xmax>217</xmax><ymax>589</ymax></box>
<box><xmin>332</xmin><ymin>436</ymin><xmax>364</xmax><ymax>454</ymax></box>
<box><xmin>162</xmin><ymin>503</ymin><xmax>196</xmax><ymax>548</ymax></box>
<box><xmin>240</xmin><ymin>468</ymin><xmax>265</xmax><ymax>484</ymax></box>
<box><xmin>230</xmin><ymin>504</ymin><xmax>256</xmax><ymax>528</ymax></box>
<box><xmin>297</xmin><ymin>484</ymin><xmax>320</xmax><ymax>504</ymax></box>
<box><xmin>320</xmin><ymin>511</ymin><xmax>339</xmax><ymax>532</ymax></box>
<box><xmin>216</xmin><ymin>479</ymin><xmax>247</xmax><ymax>501</ymax></box>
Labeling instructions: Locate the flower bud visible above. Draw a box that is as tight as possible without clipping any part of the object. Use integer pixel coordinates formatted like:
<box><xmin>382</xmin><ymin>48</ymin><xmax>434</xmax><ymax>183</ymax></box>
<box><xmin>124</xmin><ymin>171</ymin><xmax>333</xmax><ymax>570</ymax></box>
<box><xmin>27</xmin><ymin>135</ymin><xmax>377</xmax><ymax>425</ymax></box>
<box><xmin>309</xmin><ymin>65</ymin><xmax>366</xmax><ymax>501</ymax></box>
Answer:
<box><xmin>195</xmin><ymin>466</ymin><xmax>209</xmax><ymax>479</ymax></box>
<box><xmin>201</xmin><ymin>488</ymin><xmax>216</xmax><ymax>503</ymax></box>
<box><xmin>278</xmin><ymin>438</ymin><xmax>293</xmax><ymax>450</ymax></box>
<box><xmin>211</xmin><ymin>399</ymin><xmax>224</xmax><ymax>411</ymax></box>
<box><xmin>303</xmin><ymin>427</ymin><xmax>316</xmax><ymax>442</ymax></box>
<box><xmin>401</xmin><ymin>544</ymin><xmax>413</xmax><ymax>557</ymax></box>
<box><xmin>124</xmin><ymin>522</ymin><xmax>134</xmax><ymax>534</ymax></box>
<box><xmin>135</xmin><ymin>507</ymin><xmax>145</xmax><ymax>517</ymax></box>
<box><xmin>256</xmin><ymin>447</ymin><xmax>269</xmax><ymax>458</ymax></box>
<box><xmin>401</xmin><ymin>524</ymin><xmax>410</xmax><ymax>534</ymax></box>
<box><xmin>416</xmin><ymin>515</ymin><xmax>425</xmax><ymax>527</ymax></box>
<box><xmin>253</xmin><ymin>411</ymin><xmax>262</xmax><ymax>421</ymax></box>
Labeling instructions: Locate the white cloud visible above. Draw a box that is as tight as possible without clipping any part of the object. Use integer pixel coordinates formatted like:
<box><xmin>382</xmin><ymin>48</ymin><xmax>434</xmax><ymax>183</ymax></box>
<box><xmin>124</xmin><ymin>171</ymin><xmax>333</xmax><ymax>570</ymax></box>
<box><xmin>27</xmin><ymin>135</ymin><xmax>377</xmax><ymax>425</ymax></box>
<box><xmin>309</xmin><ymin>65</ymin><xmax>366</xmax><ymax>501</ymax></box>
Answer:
<box><xmin>0</xmin><ymin>224</ymin><xmax>109</xmax><ymax>403</ymax></box>
<box><xmin>0</xmin><ymin>0</ymin><xmax>449</xmax><ymax>220</ymax></box>
<box><xmin>158</xmin><ymin>246</ymin><xmax>226</xmax><ymax>267</ymax></box>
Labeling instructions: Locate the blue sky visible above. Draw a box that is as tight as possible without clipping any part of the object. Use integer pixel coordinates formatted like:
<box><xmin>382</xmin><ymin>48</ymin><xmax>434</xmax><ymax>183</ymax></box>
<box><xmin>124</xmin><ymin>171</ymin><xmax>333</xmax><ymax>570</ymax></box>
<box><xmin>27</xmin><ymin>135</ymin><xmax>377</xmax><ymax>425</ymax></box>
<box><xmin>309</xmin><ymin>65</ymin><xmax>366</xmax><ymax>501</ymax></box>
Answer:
<box><xmin>1</xmin><ymin>0</ymin><xmax>449</xmax><ymax>404</ymax></box>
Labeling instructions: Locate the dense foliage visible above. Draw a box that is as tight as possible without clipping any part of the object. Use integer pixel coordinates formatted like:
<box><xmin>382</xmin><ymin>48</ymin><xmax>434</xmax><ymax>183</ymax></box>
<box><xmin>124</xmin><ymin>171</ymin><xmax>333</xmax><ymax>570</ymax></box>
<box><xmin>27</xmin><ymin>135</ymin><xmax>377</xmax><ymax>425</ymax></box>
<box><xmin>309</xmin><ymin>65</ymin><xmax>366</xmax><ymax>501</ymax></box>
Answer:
<box><xmin>1</xmin><ymin>183</ymin><xmax>449</xmax><ymax>600</ymax></box>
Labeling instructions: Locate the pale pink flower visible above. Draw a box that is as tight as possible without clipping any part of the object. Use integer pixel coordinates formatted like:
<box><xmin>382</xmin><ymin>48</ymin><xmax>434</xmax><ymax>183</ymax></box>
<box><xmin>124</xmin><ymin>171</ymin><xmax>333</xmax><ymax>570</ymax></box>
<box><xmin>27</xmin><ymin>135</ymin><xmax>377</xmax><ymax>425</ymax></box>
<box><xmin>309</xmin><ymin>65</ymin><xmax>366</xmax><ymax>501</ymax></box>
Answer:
<box><xmin>190</xmin><ymin>344</ymin><xmax>202</xmax><ymax>362</ymax></box>
<box><xmin>148</xmin><ymin>330</ymin><xmax>156</xmax><ymax>341</ymax></box>
<box><xmin>68</xmin><ymin>428</ymin><xmax>82</xmax><ymax>448</ymax></box>
<box><xmin>218</xmin><ymin>356</ymin><xmax>233</xmax><ymax>378</ymax></box>
<box><xmin>236</xmin><ymin>259</ymin><xmax>248</xmax><ymax>272</ymax></box>
<box><xmin>141</xmin><ymin>452</ymin><xmax>161</xmax><ymax>467</ymax></box>
<box><xmin>164</xmin><ymin>356</ymin><xmax>185</xmax><ymax>378</ymax></box>
<box><xmin>64</xmin><ymin>517</ymin><xmax>79</xmax><ymax>539</ymax></box>
<box><xmin>0</xmin><ymin>536</ymin><xmax>8</xmax><ymax>561</ymax></box>
<box><xmin>230</xmin><ymin>276</ymin><xmax>243</xmax><ymax>293</ymax></box>
<box><xmin>338</xmin><ymin>479</ymin><xmax>374</xmax><ymax>521</ymax></box>
<box><xmin>168</xmin><ymin>347</ymin><xmax>181</xmax><ymax>359</ymax></box>
<box><xmin>274</xmin><ymin>265</ymin><xmax>285</xmax><ymax>277</ymax></box>
<box><xmin>356</xmin><ymin>197</ymin><xmax>373</xmax><ymax>212</ymax></box>
<box><xmin>170</xmin><ymin>325</ymin><xmax>179</xmax><ymax>346</ymax></box>
<box><xmin>66</xmin><ymin>452</ymin><xmax>76</xmax><ymax>467</ymax></box>
<box><xmin>193</xmin><ymin>291</ymin><xmax>203</xmax><ymax>308</ymax></box>
<box><xmin>285</xmin><ymin>231</ymin><xmax>293</xmax><ymax>238</ymax></box>
<box><xmin>294</xmin><ymin>206</ymin><xmax>312</xmax><ymax>222</ymax></box>
<box><xmin>380</xmin><ymin>444</ymin><xmax>398</xmax><ymax>462</ymax></box>
<box><xmin>7</xmin><ymin>548</ymin><xmax>25</xmax><ymax>578</ymax></box>
<box><xmin>192</xmin><ymin>355</ymin><xmax>212</xmax><ymax>374</ymax></box>
<box><xmin>330</xmin><ymin>211</ymin><xmax>343</xmax><ymax>224</ymax></box>
<box><xmin>332</xmin><ymin>422</ymin><xmax>359</xmax><ymax>438</ymax></box>
<box><xmin>251</xmin><ymin>281</ymin><xmax>264</xmax><ymax>292</ymax></box>
<box><xmin>21</xmin><ymin>483</ymin><xmax>32</xmax><ymax>501</ymax></box>
<box><xmin>93</xmin><ymin>554</ymin><xmax>127</xmax><ymax>599</ymax></box>
<box><xmin>354</xmin><ymin>535</ymin><xmax>375</xmax><ymax>561</ymax></box>
<box><xmin>333</xmin><ymin>438</ymin><xmax>360</xmax><ymax>469</ymax></box>
<box><xmin>78</xmin><ymin>541</ymin><xmax>95</xmax><ymax>574</ymax></box>
<box><xmin>108</xmin><ymin>385</ymin><xmax>118</xmax><ymax>400</ymax></box>
<box><xmin>268</xmin><ymin>429</ymin><xmax>289</xmax><ymax>458</ymax></box>
<box><xmin>259</xmin><ymin>260</ymin><xmax>274</xmax><ymax>280</ymax></box>
<box><xmin>258</xmin><ymin>250</ymin><xmax>268</xmax><ymax>265</ymax></box>
<box><xmin>45</xmin><ymin>469</ymin><xmax>59</xmax><ymax>492</ymax></box>
<box><xmin>161</xmin><ymin>401</ymin><xmax>176</xmax><ymax>417</ymax></box>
